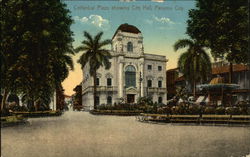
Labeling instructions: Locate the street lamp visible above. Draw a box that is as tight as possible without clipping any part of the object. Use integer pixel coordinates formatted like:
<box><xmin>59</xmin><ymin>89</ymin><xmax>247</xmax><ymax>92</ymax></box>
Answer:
<box><xmin>139</xmin><ymin>72</ymin><xmax>143</xmax><ymax>98</ymax></box>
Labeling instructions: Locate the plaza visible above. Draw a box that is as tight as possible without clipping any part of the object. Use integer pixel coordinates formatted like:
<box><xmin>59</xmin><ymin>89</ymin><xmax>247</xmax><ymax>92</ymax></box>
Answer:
<box><xmin>1</xmin><ymin>111</ymin><xmax>250</xmax><ymax>157</ymax></box>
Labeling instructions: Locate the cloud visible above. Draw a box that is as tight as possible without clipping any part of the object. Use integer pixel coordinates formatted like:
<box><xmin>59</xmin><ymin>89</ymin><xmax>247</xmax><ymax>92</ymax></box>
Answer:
<box><xmin>73</xmin><ymin>15</ymin><xmax>110</xmax><ymax>29</ymax></box>
<box><xmin>151</xmin><ymin>0</ymin><xmax>165</xmax><ymax>2</ymax></box>
<box><xmin>144</xmin><ymin>15</ymin><xmax>180</xmax><ymax>30</ymax></box>
<box><xmin>153</xmin><ymin>15</ymin><xmax>175</xmax><ymax>24</ymax></box>
<box><xmin>119</xmin><ymin>0</ymin><xmax>136</xmax><ymax>2</ymax></box>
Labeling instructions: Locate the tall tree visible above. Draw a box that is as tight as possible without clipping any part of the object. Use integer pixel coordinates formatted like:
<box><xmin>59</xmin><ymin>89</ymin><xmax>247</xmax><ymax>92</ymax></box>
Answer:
<box><xmin>75</xmin><ymin>31</ymin><xmax>112</xmax><ymax>109</ymax></box>
<box><xmin>174</xmin><ymin>39</ymin><xmax>211</xmax><ymax>97</ymax></box>
<box><xmin>187</xmin><ymin>0</ymin><xmax>249</xmax><ymax>83</ymax></box>
<box><xmin>0</xmin><ymin>0</ymin><xmax>74</xmax><ymax>113</ymax></box>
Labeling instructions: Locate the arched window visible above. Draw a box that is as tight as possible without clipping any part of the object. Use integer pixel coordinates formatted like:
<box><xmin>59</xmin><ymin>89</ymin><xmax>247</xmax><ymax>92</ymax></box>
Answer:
<box><xmin>125</xmin><ymin>65</ymin><xmax>136</xmax><ymax>87</ymax></box>
<box><xmin>107</xmin><ymin>96</ymin><xmax>112</xmax><ymax>105</ymax></box>
<box><xmin>107</xmin><ymin>78</ymin><xmax>112</xmax><ymax>86</ymax></box>
<box><xmin>96</xmin><ymin>78</ymin><xmax>100</xmax><ymax>86</ymax></box>
<box><xmin>127</xmin><ymin>42</ymin><xmax>133</xmax><ymax>52</ymax></box>
<box><xmin>158</xmin><ymin>80</ymin><xmax>162</xmax><ymax>88</ymax></box>
<box><xmin>147</xmin><ymin>80</ymin><xmax>152</xmax><ymax>87</ymax></box>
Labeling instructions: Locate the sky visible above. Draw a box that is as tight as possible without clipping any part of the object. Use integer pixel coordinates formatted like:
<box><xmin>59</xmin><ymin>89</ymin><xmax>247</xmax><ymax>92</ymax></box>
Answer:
<box><xmin>62</xmin><ymin>0</ymin><xmax>196</xmax><ymax>96</ymax></box>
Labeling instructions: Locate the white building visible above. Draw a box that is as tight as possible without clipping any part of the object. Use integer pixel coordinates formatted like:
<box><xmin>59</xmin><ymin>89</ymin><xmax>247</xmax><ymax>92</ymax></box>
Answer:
<box><xmin>82</xmin><ymin>24</ymin><xmax>167</xmax><ymax>110</ymax></box>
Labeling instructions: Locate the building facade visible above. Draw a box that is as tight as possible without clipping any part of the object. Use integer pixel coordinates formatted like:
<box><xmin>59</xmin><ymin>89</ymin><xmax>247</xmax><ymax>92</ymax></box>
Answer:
<box><xmin>82</xmin><ymin>24</ymin><xmax>167</xmax><ymax>110</ymax></box>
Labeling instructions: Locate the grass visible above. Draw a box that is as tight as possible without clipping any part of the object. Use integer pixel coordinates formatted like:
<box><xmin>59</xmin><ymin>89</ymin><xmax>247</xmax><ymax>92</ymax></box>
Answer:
<box><xmin>12</xmin><ymin>110</ymin><xmax>63</xmax><ymax>118</ymax></box>
<box><xmin>1</xmin><ymin>115</ymin><xmax>28</xmax><ymax>127</ymax></box>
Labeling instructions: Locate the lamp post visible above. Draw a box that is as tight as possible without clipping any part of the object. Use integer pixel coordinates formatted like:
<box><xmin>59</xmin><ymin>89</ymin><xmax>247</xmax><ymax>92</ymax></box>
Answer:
<box><xmin>139</xmin><ymin>72</ymin><xmax>143</xmax><ymax>98</ymax></box>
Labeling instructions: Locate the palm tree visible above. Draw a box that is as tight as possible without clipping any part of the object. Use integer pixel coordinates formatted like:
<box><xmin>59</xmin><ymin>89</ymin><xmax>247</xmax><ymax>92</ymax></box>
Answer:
<box><xmin>174</xmin><ymin>39</ymin><xmax>212</xmax><ymax>97</ymax></box>
<box><xmin>75</xmin><ymin>31</ymin><xmax>112</xmax><ymax>109</ymax></box>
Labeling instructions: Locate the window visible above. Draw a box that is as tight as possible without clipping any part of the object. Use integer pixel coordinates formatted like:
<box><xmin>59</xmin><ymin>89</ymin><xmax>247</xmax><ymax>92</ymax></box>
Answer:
<box><xmin>107</xmin><ymin>96</ymin><xmax>112</xmax><ymax>105</ymax></box>
<box><xmin>147</xmin><ymin>80</ymin><xmax>152</xmax><ymax>87</ymax></box>
<box><xmin>125</xmin><ymin>65</ymin><xmax>136</xmax><ymax>87</ymax></box>
<box><xmin>158</xmin><ymin>66</ymin><xmax>162</xmax><ymax>71</ymax></box>
<box><xmin>147</xmin><ymin>65</ymin><xmax>152</xmax><ymax>70</ymax></box>
<box><xmin>96</xmin><ymin>78</ymin><xmax>100</xmax><ymax>86</ymax></box>
<box><xmin>95</xmin><ymin>96</ymin><xmax>100</xmax><ymax>105</ymax></box>
<box><xmin>158</xmin><ymin>80</ymin><xmax>162</xmax><ymax>88</ymax></box>
<box><xmin>127</xmin><ymin>42</ymin><xmax>133</xmax><ymax>52</ymax></box>
<box><xmin>158</xmin><ymin>97</ymin><xmax>163</xmax><ymax>104</ymax></box>
<box><xmin>107</xmin><ymin>78</ymin><xmax>112</xmax><ymax>86</ymax></box>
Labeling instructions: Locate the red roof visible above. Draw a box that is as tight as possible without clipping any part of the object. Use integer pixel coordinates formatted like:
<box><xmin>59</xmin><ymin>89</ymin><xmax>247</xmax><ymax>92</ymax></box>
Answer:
<box><xmin>112</xmin><ymin>23</ymin><xmax>141</xmax><ymax>39</ymax></box>
<box><xmin>174</xmin><ymin>64</ymin><xmax>249</xmax><ymax>83</ymax></box>
<box><xmin>212</xmin><ymin>64</ymin><xmax>249</xmax><ymax>74</ymax></box>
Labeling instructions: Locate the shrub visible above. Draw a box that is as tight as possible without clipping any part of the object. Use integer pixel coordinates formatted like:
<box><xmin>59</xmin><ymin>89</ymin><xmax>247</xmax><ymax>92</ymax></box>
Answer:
<box><xmin>188</xmin><ymin>105</ymin><xmax>200</xmax><ymax>115</ymax></box>
<box><xmin>239</xmin><ymin>107</ymin><xmax>248</xmax><ymax>115</ymax></box>
<box><xmin>236</xmin><ymin>101</ymin><xmax>248</xmax><ymax>107</ymax></box>
<box><xmin>137</xmin><ymin>97</ymin><xmax>153</xmax><ymax>106</ymax></box>
<box><xmin>203</xmin><ymin>107</ymin><xmax>216</xmax><ymax>114</ymax></box>
<box><xmin>225</xmin><ymin>107</ymin><xmax>241</xmax><ymax>115</ymax></box>
<box><xmin>162</xmin><ymin>106</ymin><xmax>171</xmax><ymax>114</ymax></box>
<box><xmin>174</xmin><ymin>105</ymin><xmax>186</xmax><ymax>114</ymax></box>
<box><xmin>157</xmin><ymin>107</ymin><xmax>164</xmax><ymax>114</ymax></box>
<box><xmin>215</xmin><ymin>107</ymin><xmax>226</xmax><ymax>115</ymax></box>
<box><xmin>247</xmin><ymin>108</ymin><xmax>250</xmax><ymax>115</ymax></box>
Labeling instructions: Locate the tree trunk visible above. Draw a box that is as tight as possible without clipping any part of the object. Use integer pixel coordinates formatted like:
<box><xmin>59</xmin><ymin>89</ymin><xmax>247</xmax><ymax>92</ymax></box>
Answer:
<box><xmin>228</xmin><ymin>62</ymin><xmax>233</xmax><ymax>106</ymax></box>
<box><xmin>229</xmin><ymin>62</ymin><xmax>233</xmax><ymax>83</ymax></box>
<box><xmin>1</xmin><ymin>88</ymin><xmax>9</xmax><ymax>114</ymax></box>
<box><xmin>193</xmin><ymin>79</ymin><xmax>196</xmax><ymax>98</ymax></box>
<box><xmin>93</xmin><ymin>71</ymin><xmax>97</xmax><ymax>110</ymax></box>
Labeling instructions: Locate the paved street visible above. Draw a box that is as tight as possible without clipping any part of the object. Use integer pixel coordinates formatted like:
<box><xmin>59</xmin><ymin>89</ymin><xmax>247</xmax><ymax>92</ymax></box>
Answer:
<box><xmin>1</xmin><ymin>111</ymin><xmax>250</xmax><ymax>157</ymax></box>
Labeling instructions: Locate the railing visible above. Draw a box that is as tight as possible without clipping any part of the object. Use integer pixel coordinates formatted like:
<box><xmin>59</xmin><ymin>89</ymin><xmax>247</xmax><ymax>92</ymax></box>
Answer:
<box><xmin>136</xmin><ymin>113</ymin><xmax>250</xmax><ymax>124</ymax></box>
<box><xmin>82</xmin><ymin>86</ymin><xmax>118</xmax><ymax>93</ymax></box>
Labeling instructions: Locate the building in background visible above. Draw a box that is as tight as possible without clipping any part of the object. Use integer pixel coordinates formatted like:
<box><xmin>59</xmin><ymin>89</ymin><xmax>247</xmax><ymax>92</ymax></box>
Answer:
<box><xmin>211</xmin><ymin>62</ymin><xmax>250</xmax><ymax>101</ymax></box>
<box><xmin>166</xmin><ymin>68</ymin><xmax>179</xmax><ymax>99</ymax></box>
<box><xmin>72</xmin><ymin>84</ymin><xmax>83</xmax><ymax>111</ymax></box>
<box><xmin>82</xmin><ymin>24</ymin><xmax>167</xmax><ymax>110</ymax></box>
<box><xmin>167</xmin><ymin>61</ymin><xmax>250</xmax><ymax>102</ymax></box>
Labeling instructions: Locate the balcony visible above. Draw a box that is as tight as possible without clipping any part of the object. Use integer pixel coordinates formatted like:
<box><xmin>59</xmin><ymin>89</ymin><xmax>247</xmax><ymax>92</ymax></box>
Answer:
<box><xmin>83</xmin><ymin>86</ymin><xmax>118</xmax><ymax>93</ymax></box>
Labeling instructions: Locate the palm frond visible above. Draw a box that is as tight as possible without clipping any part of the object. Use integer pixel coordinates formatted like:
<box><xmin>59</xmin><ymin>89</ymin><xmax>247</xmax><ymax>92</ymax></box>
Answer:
<box><xmin>63</xmin><ymin>55</ymin><xmax>74</xmax><ymax>70</ymax></box>
<box><xmin>98</xmin><ymin>39</ymin><xmax>112</xmax><ymax>49</ymax></box>
<box><xmin>74</xmin><ymin>45</ymin><xmax>90</xmax><ymax>53</ymax></box>
<box><xmin>78</xmin><ymin>52</ymin><xmax>90</xmax><ymax>69</ymax></box>
<box><xmin>94</xmin><ymin>32</ymin><xmax>104</xmax><ymax>44</ymax></box>
<box><xmin>83</xmin><ymin>31</ymin><xmax>93</xmax><ymax>45</ymax></box>
<box><xmin>174</xmin><ymin>39</ymin><xmax>193</xmax><ymax>51</ymax></box>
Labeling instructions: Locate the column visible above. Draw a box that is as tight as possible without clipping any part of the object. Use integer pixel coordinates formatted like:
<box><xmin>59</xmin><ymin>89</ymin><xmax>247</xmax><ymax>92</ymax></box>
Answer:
<box><xmin>118</xmin><ymin>59</ymin><xmax>124</xmax><ymax>98</ymax></box>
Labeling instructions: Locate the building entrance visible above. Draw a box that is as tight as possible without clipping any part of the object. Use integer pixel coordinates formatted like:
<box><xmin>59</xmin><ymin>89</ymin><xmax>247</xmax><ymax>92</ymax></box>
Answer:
<box><xmin>127</xmin><ymin>94</ymin><xmax>135</xmax><ymax>103</ymax></box>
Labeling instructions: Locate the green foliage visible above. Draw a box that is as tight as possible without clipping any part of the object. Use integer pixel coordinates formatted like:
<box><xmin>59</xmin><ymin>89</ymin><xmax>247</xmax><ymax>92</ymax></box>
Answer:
<box><xmin>188</xmin><ymin>105</ymin><xmax>201</xmax><ymax>114</ymax></box>
<box><xmin>174</xmin><ymin>39</ymin><xmax>212</xmax><ymax>96</ymax></box>
<box><xmin>175</xmin><ymin>87</ymin><xmax>189</xmax><ymax>102</ymax></box>
<box><xmin>75</xmin><ymin>31</ymin><xmax>112</xmax><ymax>109</ymax></box>
<box><xmin>1</xmin><ymin>0</ymin><xmax>74</xmax><ymax>110</ymax></box>
<box><xmin>225</xmin><ymin>107</ymin><xmax>241</xmax><ymax>115</ymax></box>
<box><xmin>157</xmin><ymin>106</ymin><xmax>171</xmax><ymax>114</ymax></box>
<box><xmin>215</xmin><ymin>106</ymin><xmax>226</xmax><ymax>115</ymax></box>
<box><xmin>203</xmin><ymin>106</ymin><xmax>216</xmax><ymax>114</ymax></box>
<box><xmin>137</xmin><ymin>97</ymin><xmax>153</xmax><ymax>106</ymax></box>
<box><xmin>187</xmin><ymin>0</ymin><xmax>249</xmax><ymax>63</ymax></box>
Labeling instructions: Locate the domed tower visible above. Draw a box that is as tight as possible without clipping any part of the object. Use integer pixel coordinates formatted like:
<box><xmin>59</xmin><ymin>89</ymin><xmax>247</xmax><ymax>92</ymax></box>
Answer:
<box><xmin>112</xmin><ymin>23</ymin><xmax>144</xmax><ymax>55</ymax></box>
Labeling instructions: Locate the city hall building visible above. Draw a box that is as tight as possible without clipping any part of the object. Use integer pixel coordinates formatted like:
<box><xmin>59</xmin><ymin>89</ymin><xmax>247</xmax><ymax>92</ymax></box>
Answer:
<box><xmin>82</xmin><ymin>24</ymin><xmax>167</xmax><ymax>110</ymax></box>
